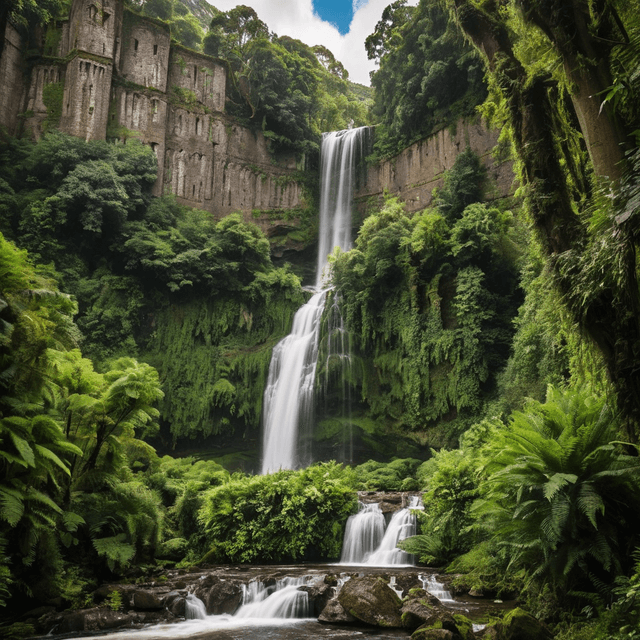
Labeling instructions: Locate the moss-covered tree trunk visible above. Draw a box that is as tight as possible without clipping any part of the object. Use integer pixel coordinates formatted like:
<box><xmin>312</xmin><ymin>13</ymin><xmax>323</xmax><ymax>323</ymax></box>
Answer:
<box><xmin>449</xmin><ymin>0</ymin><xmax>640</xmax><ymax>439</ymax></box>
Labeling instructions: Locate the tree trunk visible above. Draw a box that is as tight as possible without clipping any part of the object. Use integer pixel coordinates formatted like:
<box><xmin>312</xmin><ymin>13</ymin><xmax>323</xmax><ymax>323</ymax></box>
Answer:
<box><xmin>449</xmin><ymin>0</ymin><xmax>640</xmax><ymax>439</ymax></box>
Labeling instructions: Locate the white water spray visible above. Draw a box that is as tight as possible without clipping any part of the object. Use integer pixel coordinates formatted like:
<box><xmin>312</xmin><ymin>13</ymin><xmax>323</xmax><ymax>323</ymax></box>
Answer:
<box><xmin>236</xmin><ymin>576</ymin><xmax>312</xmax><ymax>619</ymax></box>
<box><xmin>261</xmin><ymin>127</ymin><xmax>369</xmax><ymax>473</ymax></box>
<box><xmin>340</xmin><ymin>495</ymin><xmax>423</xmax><ymax>566</ymax></box>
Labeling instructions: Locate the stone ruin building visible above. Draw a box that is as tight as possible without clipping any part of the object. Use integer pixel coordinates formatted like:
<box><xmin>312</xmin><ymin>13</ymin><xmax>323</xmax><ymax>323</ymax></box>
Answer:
<box><xmin>0</xmin><ymin>0</ymin><xmax>304</xmax><ymax>226</ymax></box>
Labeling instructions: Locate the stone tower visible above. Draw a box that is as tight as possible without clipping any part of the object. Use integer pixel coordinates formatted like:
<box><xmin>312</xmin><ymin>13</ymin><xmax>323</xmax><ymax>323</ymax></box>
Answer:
<box><xmin>58</xmin><ymin>0</ymin><xmax>123</xmax><ymax>140</ymax></box>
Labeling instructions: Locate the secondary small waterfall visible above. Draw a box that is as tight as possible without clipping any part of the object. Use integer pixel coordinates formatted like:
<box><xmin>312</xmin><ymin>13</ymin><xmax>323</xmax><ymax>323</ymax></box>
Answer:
<box><xmin>184</xmin><ymin>594</ymin><xmax>207</xmax><ymax>620</ymax></box>
<box><xmin>261</xmin><ymin>127</ymin><xmax>369</xmax><ymax>474</ymax></box>
<box><xmin>340</xmin><ymin>496</ymin><xmax>422</xmax><ymax>566</ymax></box>
<box><xmin>235</xmin><ymin>576</ymin><xmax>313</xmax><ymax>618</ymax></box>
<box><xmin>339</xmin><ymin>503</ymin><xmax>386</xmax><ymax>563</ymax></box>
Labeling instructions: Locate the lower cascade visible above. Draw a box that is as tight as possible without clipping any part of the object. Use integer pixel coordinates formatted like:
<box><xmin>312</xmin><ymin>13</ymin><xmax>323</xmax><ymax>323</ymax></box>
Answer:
<box><xmin>235</xmin><ymin>576</ymin><xmax>312</xmax><ymax>619</ymax></box>
<box><xmin>340</xmin><ymin>495</ymin><xmax>423</xmax><ymax>565</ymax></box>
<box><xmin>184</xmin><ymin>594</ymin><xmax>207</xmax><ymax>620</ymax></box>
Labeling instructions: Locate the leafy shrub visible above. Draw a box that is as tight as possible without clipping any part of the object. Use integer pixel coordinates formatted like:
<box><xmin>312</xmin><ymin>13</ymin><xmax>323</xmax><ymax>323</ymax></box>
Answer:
<box><xmin>198</xmin><ymin>462</ymin><xmax>357</xmax><ymax>563</ymax></box>
<box><xmin>354</xmin><ymin>458</ymin><xmax>422</xmax><ymax>490</ymax></box>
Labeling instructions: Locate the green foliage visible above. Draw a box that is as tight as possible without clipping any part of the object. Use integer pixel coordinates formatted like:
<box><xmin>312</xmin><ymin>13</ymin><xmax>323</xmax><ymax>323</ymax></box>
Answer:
<box><xmin>0</xmin><ymin>131</ymin><xmax>306</xmax><ymax>443</ymax></box>
<box><xmin>198</xmin><ymin>462</ymin><xmax>357</xmax><ymax>563</ymax></box>
<box><xmin>106</xmin><ymin>589</ymin><xmax>123</xmax><ymax>611</ymax></box>
<box><xmin>354</xmin><ymin>458</ymin><xmax>422</xmax><ymax>490</ymax></box>
<box><xmin>400</xmin><ymin>448</ymin><xmax>478</xmax><ymax>565</ymax></box>
<box><xmin>369</xmin><ymin>0</ymin><xmax>487</xmax><ymax>158</ymax></box>
<box><xmin>204</xmin><ymin>6</ymin><xmax>371</xmax><ymax>152</ymax></box>
<box><xmin>474</xmin><ymin>386</ymin><xmax>640</xmax><ymax>595</ymax></box>
<box><xmin>329</xmin><ymin>150</ymin><xmax>522</xmax><ymax>445</ymax></box>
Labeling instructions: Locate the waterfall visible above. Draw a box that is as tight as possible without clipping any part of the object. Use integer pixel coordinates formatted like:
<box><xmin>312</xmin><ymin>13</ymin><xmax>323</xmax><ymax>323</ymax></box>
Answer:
<box><xmin>184</xmin><ymin>594</ymin><xmax>207</xmax><ymax>620</ymax></box>
<box><xmin>235</xmin><ymin>576</ymin><xmax>313</xmax><ymax>619</ymax></box>
<box><xmin>316</xmin><ymin>128</ymin><xmax>369</xmax><ymax>288</ymax></box>
<box><xmin>419</xmin><ymin>574</ymin><xmax>455</xmax><ymax>603</ymax></box>
<box><xmin>339</xmin><ymin>502</ymin><xmax>386</xmax><ymax>563</ymax></box>
<box><xmin>261</xmin><ymin>127</ymin><xmax>369</xmax><ymax>474</ymax></box>
<box><xmin>340</xmin><ymin>496</ymin><xmax>422</xmax><ymax>566</ymax></box>
<box><xmin>261</xmin><ymin>291</ymin><xmax>327</xmax><ymax>473</ymax></box>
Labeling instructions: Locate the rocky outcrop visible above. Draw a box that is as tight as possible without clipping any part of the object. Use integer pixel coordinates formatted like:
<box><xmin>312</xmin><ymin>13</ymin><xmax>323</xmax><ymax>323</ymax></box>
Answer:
<box><xmin>358</xmin><ymin>490</ymin><xmax>422</xmax><ymax>514</ymax></box>
<box><xmin>299</xmin><ymin>580</ymin><xmax>334</xmax><ymax>616</ymax></box>
<box><xmin>355</xmin><ymin>119</ymin><xmax>515</xmax><ymax>216</ymax></box>
<box><xmin>193</xmin><ymin>574</ymin><xmax>243</xmax><ymax>615</ymax></box>
<box><xmin>318</xmin><ymin>596</ymin><xmax>357</xmax><ymax>624</ymax></box>
<box><xmin>337</xmin><ymin>575</ymin><xmax>403</xmax><ymax>627</ymax></box>
<box><xmin>400</xmin><ymin>588</ymin><xmax>442</xmax><ymax>629</ymax></box>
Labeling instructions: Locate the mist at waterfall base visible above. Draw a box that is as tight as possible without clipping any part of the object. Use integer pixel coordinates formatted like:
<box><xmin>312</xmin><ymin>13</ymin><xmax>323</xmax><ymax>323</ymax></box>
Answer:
<box><xmin>261</xmin><ymin>127</ymin><xmax>369</xmax><ymax>474</ymax></box>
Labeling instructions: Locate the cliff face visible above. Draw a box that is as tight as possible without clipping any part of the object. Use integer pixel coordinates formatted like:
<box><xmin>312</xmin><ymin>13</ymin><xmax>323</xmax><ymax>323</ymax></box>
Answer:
<box><xmin>0</xmin><ymin>0</ymin><xmax>305</xmax><ymax>236</ymax></box>
<box><xmin>355</xmin><ymin>120</ymin><xmax>515</xmax><ymax>215</ymax></box>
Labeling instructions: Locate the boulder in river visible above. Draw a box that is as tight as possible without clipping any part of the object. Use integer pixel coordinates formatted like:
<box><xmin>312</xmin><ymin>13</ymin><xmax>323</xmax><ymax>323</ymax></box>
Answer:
<box><xmin>299</xmin><ymin>580</ymin><xmax>334</xmax><ymax>616</ymax></box>
<box><xmin>493</xmin><ymin>607</ymin><xmax>553</xmax><ymax>640</ymax></box>
<box><xmin>193</xmin><ymin>575</ymin><xmax>243</xmax><ymax>614</ymax></box>
<box><xmin>132</xmin><ymin>589</ymin><xmax>163</xmax><ymax>610</ymax></box>
<box><xmin>318</xmin><ymin>596</ymin><xmax>358</xmax><ymax>624</ymax></box>
<box><xmin>400</xmin><ymin>588</ymin><xmax>444</xmax><ymax>629</ymax></box>
<box><xmin>337</xmin><ymin>575</ymin><xmax>403</xmax><ymax>627</ymax></box>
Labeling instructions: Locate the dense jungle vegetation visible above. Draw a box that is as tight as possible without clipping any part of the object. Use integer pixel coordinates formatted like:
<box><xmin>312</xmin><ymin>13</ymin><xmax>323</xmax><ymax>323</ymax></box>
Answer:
<box><xmin>1</xmin><ymin>0</ymin><xmax>640</xmax><ymax>638</ymax></box>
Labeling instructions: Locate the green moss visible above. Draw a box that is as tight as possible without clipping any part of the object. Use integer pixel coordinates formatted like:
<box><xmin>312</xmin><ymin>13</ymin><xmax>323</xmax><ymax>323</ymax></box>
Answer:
<box><xmin>145</xmin><ymin>289</ymin><xmax>303</xmax><ymax>442</ymax></box>
<box><xmin>172</xmin><ymin>86</ymin><xmax>199</xmax><ymax>109</ymax></box>
<box><xmin>42</xmin><ymin>81</ymin><xmax>64</xmax><ymax>131</ymax></box>
<box><xmin>43</xmin><ymin>24</ymin><xmax>63</xmax><ymax>56</ymax></box>
<box><xmin>452</xmin><ymin>614</ymin><xmax>475</xmax><ymax>640</ymax></box>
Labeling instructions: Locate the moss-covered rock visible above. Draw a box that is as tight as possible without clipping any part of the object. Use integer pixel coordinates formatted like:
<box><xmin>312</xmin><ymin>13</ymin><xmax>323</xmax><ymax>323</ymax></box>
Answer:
<box><xmin>400</xmin><ymin>588</ymin><xmax>442</xmax><ymax>629</ymax></box>
<box><xmin>496</xmin><ymin>607</ymin><xmax>553</xmax><ymax>640</ymax></box>
<box><xmin>337</xmin><ymin>575</ymin><xmax>403</xmax><ymax>627</ymax></box>
<box><xmin>318</xmin><ymin>596</ymin><xmax>358</xmax><ymax>624</ymax></box>
<box><xmin>411</xmin><ymin>628</ymin><xmax>458</xmax><ymax>640</ymax></box>
<box><xmin>451</xmin><ymin>614</ymin><xmax>475</xmax><ymax>640</ymax></box>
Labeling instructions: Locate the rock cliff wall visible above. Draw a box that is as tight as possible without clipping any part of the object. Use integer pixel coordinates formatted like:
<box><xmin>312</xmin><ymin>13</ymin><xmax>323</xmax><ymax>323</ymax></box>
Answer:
<box><xmin>355</xmin><ymin>120</ymin><xmax>515</xmax><ymax>215</ymax></box>
<box><xmin>0</xmin><ymin>0</ymin><xmax>304</xmax><ymax>235</ymax></box>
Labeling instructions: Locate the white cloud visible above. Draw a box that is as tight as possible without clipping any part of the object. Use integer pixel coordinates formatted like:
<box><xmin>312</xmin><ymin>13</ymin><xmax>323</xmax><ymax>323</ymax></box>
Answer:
<box><xmin>204</xmin><ymin>0</ymin><xmax>418</xmax><ymax>86</ymax></box>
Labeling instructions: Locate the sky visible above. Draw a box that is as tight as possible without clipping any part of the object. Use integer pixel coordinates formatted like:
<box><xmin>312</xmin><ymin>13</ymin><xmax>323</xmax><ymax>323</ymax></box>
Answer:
<box><xmin>204</xmin><ymin>0</ymin><xmax>418</xmax><ymax>86</ymax></box>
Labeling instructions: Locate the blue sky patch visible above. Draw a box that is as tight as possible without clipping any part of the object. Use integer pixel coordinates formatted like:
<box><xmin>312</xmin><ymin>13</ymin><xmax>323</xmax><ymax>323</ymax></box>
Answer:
<box><xmin>313</xmin><ymin>0</ymin><xmax>354</xmax><ymax>35</ymax></box>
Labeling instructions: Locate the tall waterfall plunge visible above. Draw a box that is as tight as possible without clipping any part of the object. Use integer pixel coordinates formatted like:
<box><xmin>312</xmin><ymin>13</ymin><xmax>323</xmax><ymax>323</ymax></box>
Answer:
<box><xmin>261</xmin><ymin>127</ymin><xmax>369</xmax><ymax>474</ymax></box>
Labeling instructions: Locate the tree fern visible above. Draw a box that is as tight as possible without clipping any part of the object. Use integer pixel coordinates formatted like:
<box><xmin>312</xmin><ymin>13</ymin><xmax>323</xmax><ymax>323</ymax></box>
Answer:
<box><xmin>477</xmin><ymin>386</ymin><xmax>640</xmax><ymax>593</ymax></box>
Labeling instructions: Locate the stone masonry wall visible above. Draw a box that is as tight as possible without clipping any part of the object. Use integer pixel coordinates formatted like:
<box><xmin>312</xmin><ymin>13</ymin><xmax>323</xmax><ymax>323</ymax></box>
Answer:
<box><xmin>355</xmin><ymin>120</ymin><xmax>516</xmax><ymax>215</ymax></box>
<box><xmin>0</xmin><ymin>0</ymin><xmax>304</xmax><ymax>230</ymax></box>
<box><xmin>0</xmin><ymin>24</ymin><xmax>28</xmax><ymax>136</ymax></box>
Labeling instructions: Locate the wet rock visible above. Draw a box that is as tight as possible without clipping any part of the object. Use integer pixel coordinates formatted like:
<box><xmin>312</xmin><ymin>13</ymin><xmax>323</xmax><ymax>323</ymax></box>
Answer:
<box><xmin>496</xmin><ymin>607</ymin><xmax>553</xmax><ymax>640</ymax></box>
<box><xmin>410</xmin><ymin>611</ymin><xmax>466</xmax><ymax>640</ymax></box>
<box><xmin>194</xmin><ymin>575</ymin><xmax>243</xmax><ymax>615</ymax></box>
<box><xmin>337</xmin><ymin>575</ymin><xmax>403</xmax><ymax>627</ymax></box>
<box><xmin>299</xmin><ymin>581</ymin><xmax>334</xmax><ymax>616</ymax></box>
<box><xmin>411</xmin><ymin>629</ymin><xmax>458</xmax><ymax>640</ymax></box>
<box><xmin>163</xmin><ymin>590</ymin><xmax>188</xmax><ymax>617</ymax></box>
<box><xmin>318</xmin><ymin>597</ymin><xmax>358</xmax><ymax>624</ymax></box>
<box><xmin>56</xmin><ymin>608</ymin><xmax>138</xmax><ymax>633</ymax></box>
<box><xmin>132</xmin><ymin>589</ymin><xmax>163</xmax><ymax>610</ymax></box>
<box><xmin>400</xmin><ymin>593</ymin><xmax>441</xmax><ymax>629</ymax></box>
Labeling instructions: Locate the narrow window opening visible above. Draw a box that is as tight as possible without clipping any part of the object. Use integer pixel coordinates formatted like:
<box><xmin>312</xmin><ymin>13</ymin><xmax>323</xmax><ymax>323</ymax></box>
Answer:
<box><xmin>194</xmin><ymin>65</ymin><xmax>198</xmax><ymax>85</ymax></box>
<box><xmin>154</xmin><ymin>44</ymin><xmax>158</xmax><ymax>55</ymax></box>
<box><xmin>195</xmin><ymin>117</ymin><xmax>199</xmax><ymax>135</ymax></box>
<box><xmin>192</xmin><ymin>185</ymin><xmax>195</xmax><ymax>197</ymax></box>
<box><xmin>134</xmin><ymin>39</ymin><xmax>139</xmax><ymax>52</ymax></box>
